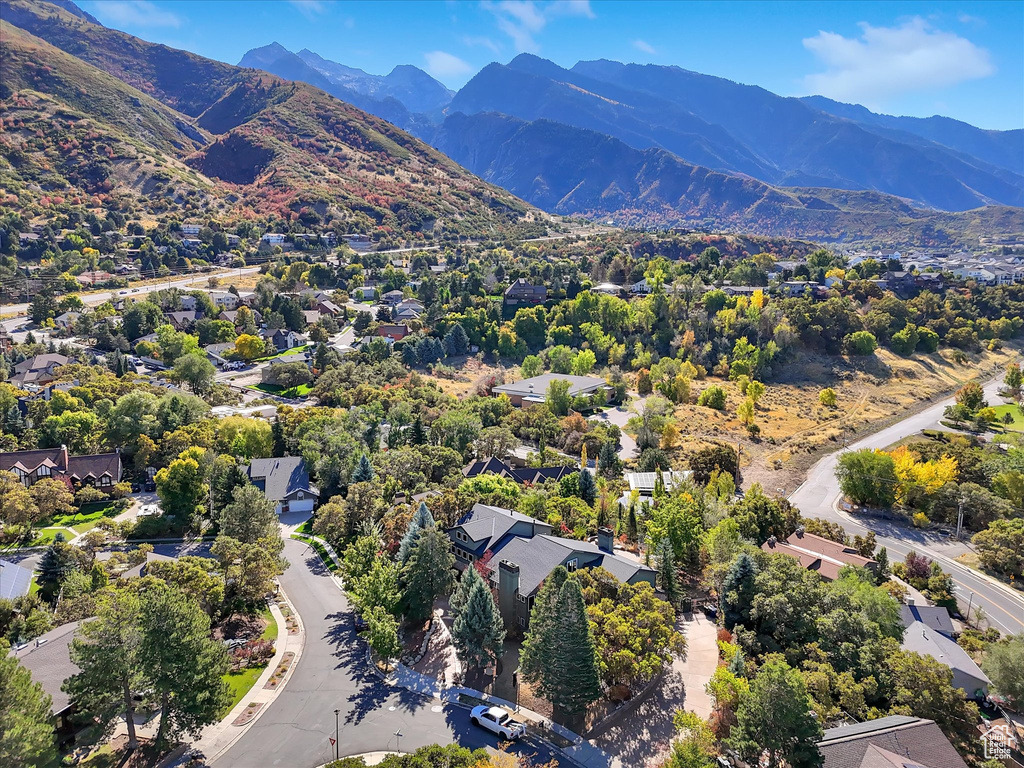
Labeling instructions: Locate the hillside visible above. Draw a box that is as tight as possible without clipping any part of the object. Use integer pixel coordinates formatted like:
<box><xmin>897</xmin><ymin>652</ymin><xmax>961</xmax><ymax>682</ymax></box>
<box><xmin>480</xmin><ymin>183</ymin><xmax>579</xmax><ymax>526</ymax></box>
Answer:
<box><xmin>0</xmin><ymin>0</ymin><xmax>542</xmax><ymax>239</ymax></box>
<box><xmin>434</xmin><ymin>112</ymin><xmax>1024</xmax><ymax>246</ymax></box>
<box><xmin>446</xmin><ymin>55</ymin><xmax>1022</xmax><ymax>213</ymax></box>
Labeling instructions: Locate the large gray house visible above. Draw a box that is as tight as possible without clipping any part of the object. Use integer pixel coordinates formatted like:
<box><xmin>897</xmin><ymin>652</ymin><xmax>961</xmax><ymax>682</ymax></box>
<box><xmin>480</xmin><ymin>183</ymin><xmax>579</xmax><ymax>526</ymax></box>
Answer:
<box><xmin>447</xmin><ymin>504</ymin><xmax>656</xmax><ymax>631</ymax></box>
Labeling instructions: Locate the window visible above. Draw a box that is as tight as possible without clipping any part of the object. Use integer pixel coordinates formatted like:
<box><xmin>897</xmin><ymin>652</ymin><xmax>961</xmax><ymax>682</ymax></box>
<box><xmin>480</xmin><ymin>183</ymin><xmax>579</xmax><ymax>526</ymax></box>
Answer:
<box><xmin>565</xmin><ymin>558</ymin><xmax>578</xmax><ymax>572</ymax></box>
<box><xmin>517</xmin><ymin>593</ymin><xmax>527</xmax><ymax>603</ymax></box>
<box><xmin>37</xmin><ymin>465</ymin><xmax>50</xmax><ymax>476</ymax></box>
<box><xmin>99</xmin><ymin>475</ymin><xmax>112</xmax><ymax>487</ymax></box>
<box><xmin>518</xmin><ymin>617</ymin><xmax>526</xmax><ymax>628</ymax></box>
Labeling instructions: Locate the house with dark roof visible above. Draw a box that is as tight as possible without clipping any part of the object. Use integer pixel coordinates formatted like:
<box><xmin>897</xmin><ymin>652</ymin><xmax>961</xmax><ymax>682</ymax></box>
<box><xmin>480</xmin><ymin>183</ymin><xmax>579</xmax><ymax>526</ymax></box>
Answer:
<box><xmin>10</xmin><ymin>354</ymin><xmax>70</xmax><ymax>388</ymax></box>
<box><xmin>163</xmin><ymin>310</ymin><xmax>202</xmax><ymax>331</ymax></box>
<box><xmin>0</xmin><ymin>446</ymin><xmax>122</xmax><ymax>490</ymax></box>
<box><xmin>762</xmin><ymin>529</ymin><xmax>876</xmax><ymax>581</ymax></box>
<box><xmin>247</xmin><ymin>456</ymin><xmax>318</xmax><ymax>515</ymax></box>
<box><xmin>219</xmin><ymin>308</ymin><xmax>262</xmax><ymax>327</ymax></box>
<box><xmin>13</xmin><ymin>621</ymin><xmax>82</xmax><ymax>741</ymax></box>
<box><xmin>264</xmin><ymin>329</ymin><xmax>304</xmax><ymax>351</ymax></box>
<box><xmin>900</xmin><ymin>604</ymin><xmax>954</xmax><ymax>637</ymax></box>
<box><xmin>901</xmin><ymin>621</ymin><xmax>990</xmax><ymax>697</ymax></box>
<box><xmin>504</xmin><ymin>278</ymin><xmax>546</xmax><ymax>306</ymax></box>
<box><xmin>491</xmin><ymin>374</ymin><xmax>608</xmax><ymax>407</ymax></box>
<box><xmin>462</xmin><ymin>457</ymin><xmax>576</xmax><ymax>485</ymax></box>
<box><xmin>818</xmin><ymin>715</ymin><xmax>967</xmax><ymax>768</ymax></box>
<box><xmin>381</xmin><ymin>289</ymin><xmax>406</xmax><ymax>306</ymax></box>
<box><xmin>447</xmin><ymin>504</ymin><xmax>655</xmax><ymax>630</ymax></box>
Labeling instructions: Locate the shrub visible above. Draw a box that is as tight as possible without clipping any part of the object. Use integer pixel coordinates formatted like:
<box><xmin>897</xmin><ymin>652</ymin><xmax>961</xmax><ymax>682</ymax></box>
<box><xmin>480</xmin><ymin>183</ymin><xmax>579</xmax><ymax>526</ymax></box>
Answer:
<box><xmin>697</xmin><ymin>385</ymin><xmax>727</xmax><ymax>410</ymax></box>
<box><xmin>819</xmin><ymin>387</ymin><xmax>837</xmax><ymax>407</ymax></box>
<box><xmin>912</xmin><ymin>512</ymin><xmax>930</xmax><ymax>528</ymax></box>
<box><xmin>74</xmin><ymin>486</ymin><xmax>107</xmax><ymax>505</ymax></box>
<box><xmin>844</xmin><ymin>331</ymin><xmax>878</xmax><ymax>355</ymax></box>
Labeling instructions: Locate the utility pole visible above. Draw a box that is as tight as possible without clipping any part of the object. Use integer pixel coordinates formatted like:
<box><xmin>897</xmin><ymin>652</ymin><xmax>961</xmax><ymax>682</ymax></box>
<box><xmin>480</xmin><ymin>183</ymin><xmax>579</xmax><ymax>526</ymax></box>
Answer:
<box><xmin>955</xmin><ymin>492</ymin><xmax>966</xmax><ymax>539</ymax></box>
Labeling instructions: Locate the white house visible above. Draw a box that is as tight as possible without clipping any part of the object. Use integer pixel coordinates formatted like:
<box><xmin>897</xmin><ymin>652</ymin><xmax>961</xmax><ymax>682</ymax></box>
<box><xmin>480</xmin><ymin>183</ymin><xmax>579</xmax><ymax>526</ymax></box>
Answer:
<box><xmin>261</xmin><ymin>233</ymin><xmax>286</xmax><ymax>246</ymax></box>
<box><xmin>181</xmin><ymin>223</ymin><xmax>202</xmax><ymax>236</ymax></box>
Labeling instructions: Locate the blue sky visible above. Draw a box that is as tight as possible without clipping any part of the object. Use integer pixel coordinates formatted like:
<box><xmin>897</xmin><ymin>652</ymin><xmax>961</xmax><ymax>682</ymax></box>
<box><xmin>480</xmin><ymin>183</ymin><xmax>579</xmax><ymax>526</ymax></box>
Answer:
<box><xmin>80</xmin><ymin>0</ymin><xmax>1024</xmax><ymax>130</ymax></box>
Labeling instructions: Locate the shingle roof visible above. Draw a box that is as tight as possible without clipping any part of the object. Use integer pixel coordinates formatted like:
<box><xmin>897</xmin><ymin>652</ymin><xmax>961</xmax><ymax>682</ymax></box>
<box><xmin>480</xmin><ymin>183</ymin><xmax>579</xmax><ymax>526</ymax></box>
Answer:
<box><xmin>900</xmin><ymin>605</ymin><xmax>954</xmax><ymax>636</ymax></box>
<box><xmin>492</xmin><ymin>374</ymin><xmax>607</xmax><ymax>399</ymax></box>
<box><xmin>12</xmin><ymin>621</ymin><xmax>82</xmax><ymax>715</ymax></box>
<box><xmin>0</xmin><ymin>559</ymin><xmax>33</xmax><ymax>599</ymax></box>
<box><xmin>819</xmin><ymin>716</ymin><xmax>967</xmax><ymax>768</ymax></box>
<box><xmin>455</xmin><ymin>503</ymin><xmax>547</xmax><ymax>554</ymax></box>
<box><xmin>248</xmin><ymin>456</ymin><xmax>316</xmax><ymax>502</ymax></box>
<box><xmin>900</xmin><ymin>621</ymin><xmax>990</xmax><ymax>694</ymax></box>
<box><xmin>462</xmin><ymin>457</ymin><xmax>575</xmax><ymax>485</ymax></box>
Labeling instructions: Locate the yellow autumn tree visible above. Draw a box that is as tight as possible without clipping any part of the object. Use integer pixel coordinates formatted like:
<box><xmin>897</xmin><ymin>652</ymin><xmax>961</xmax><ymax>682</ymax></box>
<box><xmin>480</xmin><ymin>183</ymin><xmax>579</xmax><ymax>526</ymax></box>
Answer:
<box><xmin>887</xmin><ymin>446</ymin><xmax>958</xmax><ymax>507</ymax></box>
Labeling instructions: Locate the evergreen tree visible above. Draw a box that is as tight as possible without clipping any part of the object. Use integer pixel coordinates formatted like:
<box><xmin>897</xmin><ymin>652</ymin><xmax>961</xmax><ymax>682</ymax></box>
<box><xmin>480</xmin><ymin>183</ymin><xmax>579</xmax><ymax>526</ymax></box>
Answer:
<box><xmin>443</xmin><ymin>323</ymin><xmax>470</xmax><ymax>357</ymax></box>
<box><xmin>219</xmin><ymin>485</ymin><xmax>278</xmax><ymax>545</ymax></box>
<box><xmin>597</xmin><ymin>441</ymin><xmax>621</xmax><ymax>478</ymax></box>
<box><xmin>519</xmin><ymin>566</ymin><xmax>569</xmax><ymax>679</ymax></box>
<box><xmin>450</xmin><ymin>562</ymin><xmax>485</xmax><ymax>618</ymax></box>
<box><xmin>210</xmin><ymin>456</ymin><xmax>249</xmax><ymax>514</ymax></box>
<box><xmin>576</xmin><ymin>469</ymin><xmax>597</xmax><ymax>506</ymax></box>
<box><xmin>875</xmin><ymin>546</ymin><xmax>890</xmax><ymax>585</ymax></box>
<box><xmin>721</xmin><ymin>553</ymin><xmax>758</xmax><ymax>630</ymax></box>
<box><xmin>626</xmin><ymin>499</ymin><xmax>639</xmax><ymax>543</ymax></box>
<box><xmin>726</xmin><ymin>658</ymin><xmax>822</xmax><ymax>768</ymax></box>
<box><xmin>728</xmin><ymin>647</ymin><xmax>746</xmax><ymax>676</ymax></box>
<box><xmin>451</xmin><ymin>580</ymin><xmax>505</xmax><ymax>667</ymax></box>
<box><xmin>38</xmin><ymin>534</ymin><xmax>79</xmax><ymax>586</ymax></box>
<box><xmin>352</xmin><ymin>453</ymin><xmax>374</xmax><ymax>483</ymax></box>
<box><xmin>656</xmin><ymin>536</ymin><xmax>680</xmax><ymax>607</ymax></box>
<box><xmin>271</xmin><ymin>420</ymin><xmax>286</xmax><ymax>457</ymax></box>
<box><xmin>398</xmin><ymin>502</ymin><xmax>435</xmax><ymax>565</ymax></box>
<box><xmin>410</xmin><ymin>416</ymin><xmax>426</xmax><ymax>445</ymax></box>
<box><xmin>534</xmin><ymin>577</ymin><xmax>602</xmax><ymax>720</ymax></box>
<box><xmin>0</xmin><ymin>640</ymin><xmax>56</xmax><ymax>767</ymax></box>
<box><xmin>401</xmin><ymin>527</ymin><xmax>455</xmax><ymax>623</ymax></box>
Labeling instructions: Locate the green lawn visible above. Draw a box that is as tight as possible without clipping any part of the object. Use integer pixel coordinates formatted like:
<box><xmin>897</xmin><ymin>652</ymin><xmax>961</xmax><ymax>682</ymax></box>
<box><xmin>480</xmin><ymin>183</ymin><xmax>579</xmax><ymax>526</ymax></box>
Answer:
<box><xmin>251</xmin><ymin>382</ymin><xmax>312</xmax><ymax>398</ymax></box>
<box><xmin>222</xmin><ymin>664</ymin><xmax>268</xmax><ymax>714</ymax></box>
<box><xmin>294</xmin><ymin>518</ymin><xmax>314</xmax><ymax>536</ymax></box>
<box><xmin>991</xmin><ymin>403</ymin><xmax>1024</xmax><ymax>432</ymax></box>
<box><xmin>255</xmin><ymin>344</ymin><xmax>311</xmax><ymax>362</ymax></box>
<box><xmin>49</xmin><ymin>501</ymin><xmax>120</xmax><ymax>530</ymax></box>
<box><xmin>261</xmin><ymin>608</ymin><xmax>278</xmax><ymax>642</ymax></box>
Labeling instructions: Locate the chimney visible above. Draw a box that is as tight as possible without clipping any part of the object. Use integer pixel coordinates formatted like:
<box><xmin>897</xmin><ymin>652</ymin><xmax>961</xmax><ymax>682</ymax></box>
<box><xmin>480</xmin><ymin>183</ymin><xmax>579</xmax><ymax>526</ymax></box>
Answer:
<box><xmin>767</xmin><ymin>535</ymin><xmax>778</xmax><ymax>547</ymax></box>
<box><xmin>597</xmin><ymin>527</ymin><xmax>614</xmax><ymax>554</ymax></box>
<box><xmin>497</xmin><ymin>560</ymin><xmax>520</xmax><ymax>630</ymax></box>
<box><xmin>59</xmin><ymin>444</ymin><xmax>69</xmax><ymax>472</ymax></box>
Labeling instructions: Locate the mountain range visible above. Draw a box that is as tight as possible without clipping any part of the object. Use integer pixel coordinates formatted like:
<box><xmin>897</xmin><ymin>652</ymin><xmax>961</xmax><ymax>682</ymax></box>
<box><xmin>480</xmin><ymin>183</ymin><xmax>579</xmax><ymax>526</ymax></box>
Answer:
<box><xmin>237</xmin><ymin>43</ymin><xmax>1022</xmax><ymax>243</ymax></box>
<box><xmin>0</xmin><ymin>0</ymin><xmax>538</xmax><ymax>242</ymax></box>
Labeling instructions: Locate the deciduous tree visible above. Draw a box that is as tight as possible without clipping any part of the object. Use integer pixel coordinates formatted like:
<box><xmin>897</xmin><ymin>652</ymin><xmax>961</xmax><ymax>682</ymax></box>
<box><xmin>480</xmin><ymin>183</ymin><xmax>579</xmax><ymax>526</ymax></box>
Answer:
<box><xmin>0</xmin><ymin>639</ymin><xmax>55</xmax><ymax>767</ymax></box>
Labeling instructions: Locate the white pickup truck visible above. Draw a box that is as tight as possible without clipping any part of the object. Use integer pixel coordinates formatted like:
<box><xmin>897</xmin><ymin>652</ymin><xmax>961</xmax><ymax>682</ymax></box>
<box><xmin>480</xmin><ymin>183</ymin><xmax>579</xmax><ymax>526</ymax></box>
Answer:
<box><xmin>469</xmin><ymin>705</ymin><xmax>526</xmax><ymax>740</ymax></box>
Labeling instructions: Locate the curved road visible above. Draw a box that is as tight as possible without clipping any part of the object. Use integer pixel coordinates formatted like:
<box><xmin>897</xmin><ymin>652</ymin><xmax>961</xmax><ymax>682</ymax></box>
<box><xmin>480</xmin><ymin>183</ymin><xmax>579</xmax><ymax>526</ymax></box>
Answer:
<box><xmin>790</xmin><ymin>376</ymin><xmax>1024</xmax><ymax>636</ymax></box>
<box><xmin>216</xmin><ymin>539</ymin><xmax>565</xmax><ymax>768</ymax></box>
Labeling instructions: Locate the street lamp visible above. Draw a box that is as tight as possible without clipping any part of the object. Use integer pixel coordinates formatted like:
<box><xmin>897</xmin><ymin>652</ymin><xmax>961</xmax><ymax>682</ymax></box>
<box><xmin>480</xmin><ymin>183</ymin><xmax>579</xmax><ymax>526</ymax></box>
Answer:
<box><xmin>394</xmin><ymin>729</ymin><xmax>403</xmax><ymax>754</ymax></box>
<box><xmin>512</xmin><ymin>668</ymin><xmax>520</xmax><ymax>711</ymax></box>
<box><xmin>334</xmin><ymin>709</ymin><xmax>340</xmax><ymax>761</ymax></box>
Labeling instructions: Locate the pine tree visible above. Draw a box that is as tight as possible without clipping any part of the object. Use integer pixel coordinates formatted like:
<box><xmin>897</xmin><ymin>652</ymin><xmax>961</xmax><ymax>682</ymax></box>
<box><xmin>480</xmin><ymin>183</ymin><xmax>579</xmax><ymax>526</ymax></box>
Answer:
<box><xmin>450</xmin><ymin>562</ymin><xmax>485</xmax><ymax>618</ymax></box>
<box><xmin>38</xmin><ymin>535</ymin><xmax>79</xmax><ymax>586</ymax></box>
<box><xmin>0</xmin><ymin>640</ymin><xmax>56</xmax><ymax>767</ymax></box>
<box><xmin>398</xmin><ymin>502</ymin><xmax>436</xmax><ymax>565</ymax></box>
<box><xmin>656</xmin><ymin>536</ymin><xmax>680</xmax><ymax>607</ymax></box>
<box><xmin>721</xmin><ymin>552</ymin><xmax>758</xmax><ymax>630</ymax></box>
<box><xmin>875</xmin><ymin>546</ymin><xmax>890</xmax><ymax>585</ymax></box>
<box><xmin>401</xmin><ymin>527</ymin><xmax>455</xmax><ymax>623</ymax></box>
<box><xmin>443</xmin><ymin>323</ymin><xmax>469</xmax><ymax>357</ymax></box>
<box><xmin>626</xmin><ymin>499</ymin><xmax>639</xmax><ymax>543</ymax></box>
<box><xmin>728</xmin><ymin>647</ymin><xmax>746</xmax><ymax>676</ymax></box>
<box><xmin>520</xmin><ymin>566</ymin><xmax>568</xmax><ymax>680</ymax></box>
<box><xmin>410</xmin><ymin>416</ymin><xmax>426</xmax><ymax>445</ymax></box>
<box><xmin>598</xmin><ymin>441</ymin><xmax>621</xmax><ymax>478</ymax></box>
<box><xmin>451</xmin><ymin>580</ymin><xmax>505</xmax><ymax>667</ymax></box>
<box><xmin>352</xmin><ymin>453</ymin><xmax>374</xmax><ymax>483</ymax></box>
<box><xmin>577</xmin><ymin>469</ymin><xmax>597</xmax><ymax>506</ymax></box>
<box><xmin>537</xmin><ymin>577</ymin><xmax>601</xmax><ymax>720</ymax></box>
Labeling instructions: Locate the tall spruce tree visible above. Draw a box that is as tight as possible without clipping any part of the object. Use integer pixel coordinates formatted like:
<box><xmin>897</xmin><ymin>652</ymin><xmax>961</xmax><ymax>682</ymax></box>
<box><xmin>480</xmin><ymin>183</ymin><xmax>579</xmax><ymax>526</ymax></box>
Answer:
<box><xmin>0</xmin><ymin>640</ymin><xmax>55</xmax><ymax>767</ymax></box>
<box><xmin>401</xmin><ymin>527</ymin><xmax>455</xmax><ymax>623</ymax></box>
<box><xmin>398</xmin><ymin>502</ymin><xmax>436</xmax><ymax>565</ymax></box>
<box><xmin>38</xmin><ymin>534</ymin><xmax>79</xmax><ymax>586</ymax></box>
<box><xmin>577</xmin><ymin>469</ymin><xmax>597</xmax><ymax>506</ymax></box>
<box><xmin>721</xmin><ymin>552</ymin><xmax>758</xmax><ymax>630</ymax></box>
<box><xmin>626</xmin><ymin>499</ymin><xmax>639</xmax><ymax>543</ymax></box>
<box><xmin>656</xmin><ymin>536</ymin><xmax>680</xmax><ymax>607</ymax></box>
<box><xmin>450</xmin><ymin>562</ymin><xmax>485</xmax><ymax>618</ymax></box>
<box><xmin>519</xmin><ymin>566</ymin><xmax>568</xmax><ymax>679</ymax></box>
<box><xmin>598</xmin><ymin>441</ymin><xmax>621</xmax><ymax>478</ymax></box>
<box><xmin>536</xmin><ymin>577</ymin><xmax>601</xmax><ymax>720</ymax></box>
<box><xmin>451</xmin><ymin>580</ymin><xmax>505</xmax><ymax>668</ymax></box>
<box><xmin>352</xmin><ymin>453</ymin><xmax>375</xmax><ymax>483</ymax></box>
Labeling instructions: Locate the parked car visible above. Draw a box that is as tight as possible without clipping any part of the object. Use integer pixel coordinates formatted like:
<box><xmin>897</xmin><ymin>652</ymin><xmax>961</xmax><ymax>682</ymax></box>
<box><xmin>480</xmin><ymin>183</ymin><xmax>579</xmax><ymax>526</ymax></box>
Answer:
<box><xmin>144</xmin><ymin>481</ymin><xmax>156</xmax><ymax>492</ymax></box>
<box><xmin>137</xmin><ymin>504</ymin><xmax>160</xmax><ymax>517</ymax></box>
<box><xmin>702</xmin><ymin>602</ymin><xmax>719</xmax><ymax>619</ymax></box>
<box><xmin>470</xmin><ymin>706</ymin><xmax>526</xmax><ymax>740</ymax></box>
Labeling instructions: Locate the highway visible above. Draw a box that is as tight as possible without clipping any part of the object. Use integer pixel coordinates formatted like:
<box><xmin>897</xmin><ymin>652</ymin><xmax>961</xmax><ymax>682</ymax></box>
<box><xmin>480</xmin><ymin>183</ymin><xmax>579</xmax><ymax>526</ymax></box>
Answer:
<box><xmin>790</xmin><ymin>376</ymin><xmax>1024</xmax><ymax>635</ymax></box>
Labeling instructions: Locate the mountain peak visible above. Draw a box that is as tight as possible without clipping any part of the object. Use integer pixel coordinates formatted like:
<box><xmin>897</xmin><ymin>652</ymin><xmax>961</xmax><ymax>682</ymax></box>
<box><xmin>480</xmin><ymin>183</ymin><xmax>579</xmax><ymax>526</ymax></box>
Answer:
<box><xmin>238</xmin><ymin>42</ymin><xmax>293</xmax><ymax>69</ymax></box>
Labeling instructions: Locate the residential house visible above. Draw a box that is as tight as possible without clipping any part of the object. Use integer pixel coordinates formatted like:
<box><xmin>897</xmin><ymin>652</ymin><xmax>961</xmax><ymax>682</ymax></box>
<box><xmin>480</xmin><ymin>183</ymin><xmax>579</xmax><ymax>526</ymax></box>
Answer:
<box><xmin>463</xmin><ymin>457</ymin><xmax>576</xmax><ymax>485</ymax></box>
<box><xmin>0</xmin><ymin>328</ymin><xmax>13</xmax><ymax>353</ymax></box>
<box><xmin>761</xmin><ymin>529</ymin><xmax>876</xmax><ymax>581</ymax></box>
<box><xmin>625</xmin><ymin>469</ymin><xmax>693</xmax><ymax>496</ymax></box>
<box><xmin>395</xmin><ymin>298</ymin><xmax>424</xmax><ymax>313</ymax></box>
<box><xmin>491</xmin><ymin>374</ymin><xmax>608</xmax><ymax>407</ymax></box>
<box><xmin>352</xmin><ymin>286</ymin><xmax>376</xmax><ymax>301</ymax></box>
<box><xmin>818</xmin><ymin>715</ymin><xmax>967</xmax><ymax>768</ymax></box>
<box><xmin>181</xmin><ymin>238</ymin><xmax>202</xmax><ymax>250</ymax></box>
<box><xmin>53</xmin><ymin>311</ymin><xmax>81</xmax><ymax>330</ymax></box>
<box><xmin>10</xmin><ymin>354</ymin><xmax>71</xmax><ymax>388</ymax></box>
<box><xmin>261</xmin><ymin>233</ymin><xmax>286</xmax><ymax>246</ymax></box>
<box><xmin>226</xmin><ymin>234</ymin><xmax>240</xmax><ymax>247</ymax></box>
<box><xmin>204</xmin><ymin>343</ymin><xmax>235</xmax><ymax>368</ymax></box>
<box><xmin>1</xmin><ymin>559</ymin><xmax>33</xmax><ymax>599</ymax></box>
<box><xmin>394</xmin><ymin>308</ymin><xmax>421</xmax><ymax>323</ymax></box>
<box><xmin>721</xmin><ymin>285</ymin><xmax>762</xmax><ymax>297</ymax></box>
<box><xmin>381</xmin><ymin>289</ymin><xmax>406</xmax><ymax>306</ymax></box>
<box><xmin>630</xmin><ymin>278</ymin><xmax>652</xmax><ymax>295</ymax></box>
<box><xmin>0</xmin><ymin>446</ymin><xmax>122</xmax><ymax>489</ymax></box>
<box><xmin>19</xmin><ymin>232</ymin><xmax>40</xmax><ymax>245</ymax></box>
<box><xmin>247</xmin><ymin>456</ymin><xmax>318</xmax><ymax>515</ymax></box>
<box><xmin>343</xmin><ymin>233</ymin><xmax>371</xmax><ymax>251</ymax></box>
<box><xmin>208</xmin><ymin>291</ymin><xmax>241</xmax><ymax>310</ymax></box>
<box><xmin>504</xmin><ymin>278</ymin><xmax>546</xmax><ymax>306</ymax></box>
<box><xmin>219</xmin><ymin>308</ymin><xmax>262</xmax><ymax>327</ymax></box>
<box><xmin>376</xmin><ymin>323</ymin><xmax>409</xmax><ymax>341</ymax></box>
<box><xmin>899</xmin><ymin>604</ymin><xmax>955</xmax><ymax>636</ymax></box>
<box><xmin>302</xmin><ymin>310</ymin><xmax>321</xmax><ymax>326</ymax></box>
<box><xmin>163</xmin><ymin>310</ymin><xmax>201</xmax><ymax>331</ymax></box>
<box><xmin>901</xmin><ymin>621</ymin><xmax>990</xmax><ymax>697</ymax></box>
<box><xmin>590</xmin><ymin>282</ymin><xmax>625</xmax><ymax>296</ymax></box>
<box><xmin>179</xmin><ymin>295</ymin><xmax>198</xmax><ymax>311</ymax></box>
<box><xmin>317</xmin><ymin>299</ymin><xmax>342</xmax><ymax>317</ymax></box>
<box><xmin>320</xmin><ymin>232</ymin><xmax>337</xmax><ymax>247</ymax></box>
<box><xmin>777</xmin><ymin>280</ymin><xmax>821</xmax><ymax>298</ymax></box>
<box><xmin>14</xmin><ymin>621</ymin><xmax>83</xmax><ymax>743</ymax></box>
<box><xmin>181</xmin><ymin>223</ymin><xmax>202</xmax><ymax>236</ymax></box>
<box><xmin>265</xmin><ymin>329</ymin><xmax>303</xmax><ymax>351</ymax></box>
<box><xmin>447</xmin><ymin>504</ymin><xmax>656</xmax><ymax>630</ymax></box>
<box><xmin>76</xmin><ymin>270</ymin><xmax>113</xmax><ymax>286</ymax></box>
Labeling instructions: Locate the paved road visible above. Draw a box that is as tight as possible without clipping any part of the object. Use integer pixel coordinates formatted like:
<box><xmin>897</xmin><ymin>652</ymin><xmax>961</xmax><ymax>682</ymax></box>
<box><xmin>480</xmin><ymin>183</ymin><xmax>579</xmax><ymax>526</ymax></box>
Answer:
<box><xmin>216</xmin><ymin>538</ymin><xmax>564</xmax><ymax>768</ymax></box>
<box><xmin>791</xmin><ymin>376</ymin><xmax>1024</xmax><ymax>635</ymax></box>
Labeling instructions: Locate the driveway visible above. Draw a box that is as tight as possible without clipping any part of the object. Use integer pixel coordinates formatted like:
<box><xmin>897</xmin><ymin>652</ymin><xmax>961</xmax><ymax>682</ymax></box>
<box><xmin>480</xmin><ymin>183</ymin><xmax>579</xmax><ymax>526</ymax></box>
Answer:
<box><xmin>590</xmin><ymin>395</ymin><xmax>644</xmax><ymax>461</ymax></box>
<box><xmin>215</xmin><ymin>538</ymin><xmax>563</xmax><ymax>767</ymax></box>
<box><xmin>790</xmin><ymin>374</ymin><xmax>1024</xmax><ymax>635</ymax></box>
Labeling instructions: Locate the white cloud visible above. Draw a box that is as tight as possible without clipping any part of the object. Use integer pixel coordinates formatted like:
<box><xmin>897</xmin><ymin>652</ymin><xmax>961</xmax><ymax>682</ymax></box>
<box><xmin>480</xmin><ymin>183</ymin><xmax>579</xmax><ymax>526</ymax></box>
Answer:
<box><xmin>483</xmin><ymin>0</ymin><xmax>594</xmax><ymax>53</ymax></box>
<box><xmin>289</xmin><ymin>0</ymin><xmax>325</xmax><ymax>20</ymax></box>
<box><xmin>424</xmin><ymin>51</ymin><xmax>474</xmax><ymax>79</ymax></box>
<box><xmin>463</xmin><ymin>35</ymin><xmax>502</xmax><ymax>54</ymax></box>
<box><xmin>632</xmin><ymin>39</ymin><xmax>656</xmax><ymax>55</ymax></box>
<box><xmin>801</xmin><ymin>17</ymin><xmax>994</xmax><ymax>106</ymax></box>
<box><xmin>89</xmin><ymin>0</ymin><xmax>181</xmax><ymax>29</ymax></box>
